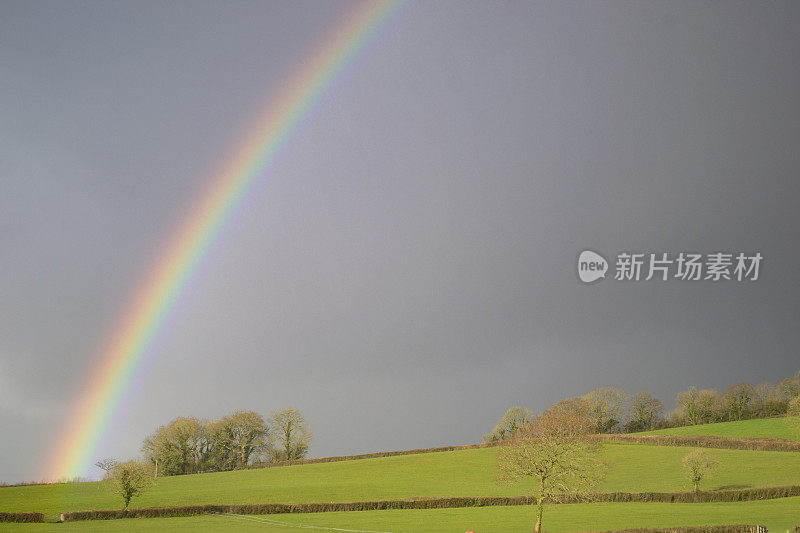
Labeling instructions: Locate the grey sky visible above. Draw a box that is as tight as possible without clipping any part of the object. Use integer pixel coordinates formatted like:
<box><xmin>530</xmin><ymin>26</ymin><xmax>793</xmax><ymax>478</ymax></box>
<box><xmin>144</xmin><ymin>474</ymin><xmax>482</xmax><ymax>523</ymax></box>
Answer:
<box><xmin>1</xmin><ymin>0</ymin><xmax>799</xmax><ymax>483</ymax></box>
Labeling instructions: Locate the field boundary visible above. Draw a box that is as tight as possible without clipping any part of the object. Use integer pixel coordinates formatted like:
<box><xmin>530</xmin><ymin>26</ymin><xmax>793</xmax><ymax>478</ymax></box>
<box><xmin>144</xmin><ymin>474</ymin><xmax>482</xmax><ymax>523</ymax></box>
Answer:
<box><xmin>597</xmin><ymin>434</ymin><xmax>800</xmax><ymax>452</ymax></box>
<box><xmin>0</xmin><ymin>511</ymin><xmax>45</xmax><ymax>523</ymax></box>
<box><xmin>247</xmin><ymin>442</ymin><xmax>497</xmax><ymax>470</ymax></box>
<box><xmin>590</xmin><ymin>526</ymin><xmax>767</xmax><ymax>533</ymax></box>
<box><xmin>246</xmin><ymin>433</ymin><xmax>799</xmax><ymax>473</ymax></box>
<box><xmin>57</xmin><ymin>485</ymin><xmax>800</xmax><ymax>522</ymax></box>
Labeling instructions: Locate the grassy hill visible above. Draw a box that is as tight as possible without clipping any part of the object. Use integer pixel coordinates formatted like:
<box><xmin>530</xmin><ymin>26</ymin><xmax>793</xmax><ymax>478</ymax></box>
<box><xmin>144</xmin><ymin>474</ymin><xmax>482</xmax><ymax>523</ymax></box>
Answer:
<box><xmin>2</xmin><ymin>442</ymin><xmax>800</xmax><ymax>516</ymax></box>
<box><xmin>2</xmin><ymin>418</ymin><xmax>800</xmax><ymax>531</ymax></box>
<box><xmin>644</xmin><ymin>417</ymin><xmax>799</xmax><ymax>440</ymax></box>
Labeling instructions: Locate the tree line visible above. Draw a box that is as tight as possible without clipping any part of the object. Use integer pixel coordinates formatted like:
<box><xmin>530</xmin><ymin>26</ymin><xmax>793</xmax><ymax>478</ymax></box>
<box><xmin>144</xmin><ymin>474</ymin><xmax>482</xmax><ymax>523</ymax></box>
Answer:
<box><xmin>490</xmin><ymin>369</ymin><xmax>800</xmax><ymax>533</ymax></box>
<box><xmin>485</xmin><ymin>369</ymin><xmax>800</xmax><ymax>441</ymax></box>
<box><xmin>98</xmin><ymin>407</ymin><xmax>311</xmax><ymax>481</ymax></box>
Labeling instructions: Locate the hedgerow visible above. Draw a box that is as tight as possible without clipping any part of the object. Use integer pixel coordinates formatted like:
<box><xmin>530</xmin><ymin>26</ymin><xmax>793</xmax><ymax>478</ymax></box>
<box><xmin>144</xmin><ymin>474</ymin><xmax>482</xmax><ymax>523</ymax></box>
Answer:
<box><xmin>58</xmin><ymin>485</ymin><xmax>800</xmax><ymax>521</ymax></box>
<box><xmin>0</xmin><ymin>511</ymin><xmax>44</xmax><ymax>523</ymax></box>
<box><xmin>590</xmin><ymin>526</ymin><xmax>766</xmax><ymax>533</ymax></box>
<box><xmin>595</xmin><ymin>434</ymin><xmax>800</xmax><ymax>452</ymax></box>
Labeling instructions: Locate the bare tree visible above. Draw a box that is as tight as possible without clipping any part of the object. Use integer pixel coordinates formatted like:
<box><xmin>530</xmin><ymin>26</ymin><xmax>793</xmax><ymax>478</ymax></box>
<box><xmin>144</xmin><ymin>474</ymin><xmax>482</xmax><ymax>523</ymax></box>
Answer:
<box><xmin>496</xmin><ymin>411</ymin><xmax>606</xmax><ymax>533</ymax></box>
<box><xmin>94</xmin><ymin>458</ymin><xmax>118</xmax><ymax>480</ymax></box>
<box><xmin>627</xmin><ymin>392</ymin><xmax>664</xmax><ymax>431</ymax></box>
<box><xmin>675</xmin><ymin>387</ymin><xmax>718</xmax><ymax>426</ymax></box>
<box><xmin>583</xmin><ymin>387</ymin><xmax>628</xmax><ymax>433</ymax></box>
<box><xmin>778</xmin><ymin>370</ymin><xmax>800</xmax><ymax>399</ymax></box>
<box><xmin>790</xmin><ymin>396</ymin><xmax>800</xmax><ymax>417</ymax></box>
<box><xmin>752</xmin><ymin>382</ymin><xmax>786</xmax><ymax>417</ymax></box>
<box><xmin>682</xmin><ymin>449</ymin><xmax>719</xmax><ymax>492</ymax></box>
<box><xmin>721</xmin><ymin>383</ymin><xmax>754</xmax><ymax>421</ymax></box>
<box><xmin>107</xmin><ymin>461</ymin><xmax>153</xmax><ymax>510</ymax></box>
<box><xmin>483</xmin><ymin>406</ymin><xmax>535</xmax><ymax>443</ymax></box>
<box><xmin>675</xmin><ymin>387</ymin><xmax>700</xmax><ymax>425</ymax></box>
<box><xmin>269</xmin><ymin>407</ymin><xmax>311</xmax><ymax>462</ymax></box>
<box><xmin>789</xmin><ymin>396</ymin><xmax>800</xmax><ymax>436</ymax></box>
<box><xmin>541</xmin><ymin>397</ymin><xmax>590</xmax><ymax>419</ymax></box>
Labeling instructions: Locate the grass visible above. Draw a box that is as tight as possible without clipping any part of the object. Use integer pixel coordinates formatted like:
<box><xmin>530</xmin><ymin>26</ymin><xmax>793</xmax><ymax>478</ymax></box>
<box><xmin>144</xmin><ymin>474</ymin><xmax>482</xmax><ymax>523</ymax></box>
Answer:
<box><xmin>2</xmin><ymin>443</ymin><xmax>800</xmax><ymax>516</ymax></box>
<box><xmin>1</xmin><ymin>498</ymin><xmax>800</xmax><ymax>532</ymax></box>
<box><xmin>2</xmin><ymin>418</ymin><xmax>798</xmax><ymax>531</ymax></box>
<box><xmin>646</xmin><ymin>417</ymin><xmax>800</xmax><ymax>441</ymax></box>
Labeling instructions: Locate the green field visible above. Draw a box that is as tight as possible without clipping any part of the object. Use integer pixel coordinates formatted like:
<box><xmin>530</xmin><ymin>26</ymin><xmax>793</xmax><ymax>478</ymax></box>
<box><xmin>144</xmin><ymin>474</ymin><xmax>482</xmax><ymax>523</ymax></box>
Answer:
<box><xmin>0</xmin><ymin>444</ymin><xmax>800</xmax><ymax>514</ymax></box>
<box><xmin>2</xmin><ymin>443</ymin><xmax>800</xmax><ymax>516</ymax></box>
<box><xmin>3</xmin><ymin>419</ymin><xmax>800</xmax><ymax>531</ymax></box>
<box><xmin>645</xmin><ymin>417</ymin><xmax>800</xmax><ymax>440</ymax></box>
<box><xmin>2</xmin><ymin>498</ymin><xmax>800</xmax><ymax>532</ymax></box>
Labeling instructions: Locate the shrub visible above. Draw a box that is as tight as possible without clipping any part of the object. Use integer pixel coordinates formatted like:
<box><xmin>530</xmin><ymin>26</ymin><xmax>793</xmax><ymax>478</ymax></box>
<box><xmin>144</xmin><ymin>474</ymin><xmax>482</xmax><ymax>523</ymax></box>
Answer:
<box><xmin>682</xmin><ymin>449</ymin><xmax>720</xmax><ymax>492</ymax></box>
<box><xmin>108</xmin><ymin>461</ymin><xmax>154</xmax><ymax>509</ymax></box>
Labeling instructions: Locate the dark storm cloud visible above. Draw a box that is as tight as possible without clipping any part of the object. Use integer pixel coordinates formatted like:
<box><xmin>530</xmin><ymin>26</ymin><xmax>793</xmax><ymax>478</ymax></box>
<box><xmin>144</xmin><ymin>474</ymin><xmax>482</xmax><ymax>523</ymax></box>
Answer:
<box><xmin>1</xmin><ymin>0</ymin><xmax>799</xmax><ymax>482</ymax></box>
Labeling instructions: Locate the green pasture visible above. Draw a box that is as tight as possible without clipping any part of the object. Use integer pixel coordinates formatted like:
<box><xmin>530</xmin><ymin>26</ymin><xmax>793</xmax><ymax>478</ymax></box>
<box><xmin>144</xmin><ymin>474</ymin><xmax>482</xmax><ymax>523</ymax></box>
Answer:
<box><xmin>645</xmin><ymin>417</ymin><xmax>800</xmax><ymax>440</ymax></box>
<box><xmin>2</xmin><ymin>443</ymin><xmax>799</xmax><ymax>516</ymax></box>
<box><xmin>2</xmin><ymin>497</ymin><xmax>800</xmax><ymax>532</ymax></box>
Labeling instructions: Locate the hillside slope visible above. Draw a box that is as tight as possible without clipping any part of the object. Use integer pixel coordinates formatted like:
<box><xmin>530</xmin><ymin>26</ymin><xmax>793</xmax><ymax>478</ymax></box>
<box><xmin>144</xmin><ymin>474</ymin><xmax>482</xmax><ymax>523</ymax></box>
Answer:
<box><xmin>2</xmin><ymin>441</ymin><xmax>800</xmax><ymax>516</ymax></box>
<box><xmin>645</xmin><ymin>417</ymin><xmax>799</xmax><ymax>440</ymax></box>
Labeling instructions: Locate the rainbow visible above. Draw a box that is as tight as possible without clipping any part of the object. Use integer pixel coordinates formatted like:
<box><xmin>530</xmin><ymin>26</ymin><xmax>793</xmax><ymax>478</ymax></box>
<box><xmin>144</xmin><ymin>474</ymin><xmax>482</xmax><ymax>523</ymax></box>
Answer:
<box><xmin>43</xmin><ymin>0</ymin><xmax>402</xmax><ymax>481</ymax></box>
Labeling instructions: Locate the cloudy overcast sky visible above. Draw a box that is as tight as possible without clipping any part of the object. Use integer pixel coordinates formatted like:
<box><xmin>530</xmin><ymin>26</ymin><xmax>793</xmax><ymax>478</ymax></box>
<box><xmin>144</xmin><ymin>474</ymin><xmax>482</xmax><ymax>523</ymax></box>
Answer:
<box><xmin>2</xmin><ymin>0</ymin><xmax>799</xmax><ymax>482</ymax></box>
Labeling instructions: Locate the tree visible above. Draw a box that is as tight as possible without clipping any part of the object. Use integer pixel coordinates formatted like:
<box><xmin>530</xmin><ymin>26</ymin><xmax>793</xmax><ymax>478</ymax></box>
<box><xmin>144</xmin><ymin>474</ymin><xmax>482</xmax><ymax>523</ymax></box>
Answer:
<box><xmin>583</xmin><ymin>387</ymin><xmax>628</xmax><ymax>433</ymax></box>
<box><xmin>778</xmin><ymin>370</ymin><xmax>800</xmax><ymax>405</ymax></box>
<box><xmin>269</xmin><ymin>407</ymin><xmax>311</xmax><ymax>462</ymax></box>
<box><xmin>721</xmin><ymin>383</ymin><xmax>754</xmax><ymax>421</ymax></box>
<box><xmin>627</xmin><ymin>392</ymin><xmax>664</xmax><ymax>431</ymax></box>
<box><xmin>789</xmin><ymin>396</ymin><xmax>800</xmax><ymax>417</ymax></box>
<box><xmin>696</xmin><ymin>389</ymin><xmax>720</xmax><ymax>423</ymax></box>
<box><xmin>675</xmin><ymin>387</ymin><xmax>700</xmax><ymax>425</ymax></box>
<box><xmin>789</xmin><ymin>396</ymin><xmax>800</xmax><ymax>437</ymax></box>
<box><xmin>141</xmin><ymin>434</ymin><xmax>162</xmax><ymax>477</ymax></box>
<box><xmin>107</xmin><ymin>461</ymin><xmax>153</xmax><ymax>509</ymax></box>
<box><xmin>496</xmin><ymin>410</ymin><xmax>606</xmax><ymax>533</ymax></box>
<box><xmin>541</xmin><ymin>397</ymin><xmax>590</xmax><ymax>419</ymax></box>
<box><xmin>752</xmin><ymin>382</ymin><xmax>786</xmax><ymax>417</ymax></box>
<box><xmin>675</xmin><ymin>387</ymin><xmax>718</xmax><ymax>426</ymax></box>
<box><xmin>208</xmin><ymin>410</ymin><xmax>268</xmax><ymax>470</ymax></box>
<box><xmin>483</xmin><ymin>406</ymin><xmax>535</xmax><ymax>443</ymax></box>
<box><xmin>682</xmin><ymin>449</ymin><xmax>719</xmax><ymax>492</ymax></box>
<box><xmin>141</xmin><ymin>417</ymin><xmax>209</xmax><ymax>476</ymax></box>
<box><xmin>94</xmin><ymin>458</ymin><xmax>118</xmax><ymax>480</ymax></box>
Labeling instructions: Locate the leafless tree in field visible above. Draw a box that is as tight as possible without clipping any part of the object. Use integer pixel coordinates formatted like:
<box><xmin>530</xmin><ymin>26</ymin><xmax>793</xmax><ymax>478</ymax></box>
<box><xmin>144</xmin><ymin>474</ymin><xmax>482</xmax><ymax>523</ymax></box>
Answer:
<box><xmin>94</xmin><ymin>458</ymin><xmax>118</xmax><ymax>480</ymax></box>
<box><xmin>496</xmin><ymin>410</ymin><xmax>606</xmax><ymax>533</ymax></box>
<box><xmin>269</xmin><ymin>407</ymin><xmax>311</xmax><ymax>462</ymax></box>
<box><xmin>682</xmin><ymin>449</ymin><xmax>719</xmax><ymax>492</ymax></box>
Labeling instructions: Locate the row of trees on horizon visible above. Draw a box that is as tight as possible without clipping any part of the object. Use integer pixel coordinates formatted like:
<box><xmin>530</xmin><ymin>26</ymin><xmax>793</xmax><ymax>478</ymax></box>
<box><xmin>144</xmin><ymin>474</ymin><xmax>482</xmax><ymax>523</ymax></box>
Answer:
<box><xmin>93</xmin><ymin>370</ymin><xmax>799</xmax><ymax>481</ymax></box>
<box><xmin>485</xmin><ymin>369</ymin><xmax>800</xmax><ymax>441</ymax></box>
<box><xmin>96</xmin><ymin>407</ymin><xmax>312</xmax><ymax>478</ymax></box>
